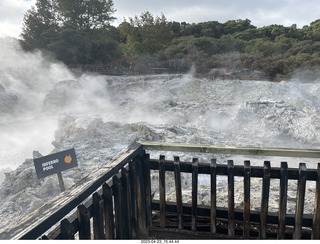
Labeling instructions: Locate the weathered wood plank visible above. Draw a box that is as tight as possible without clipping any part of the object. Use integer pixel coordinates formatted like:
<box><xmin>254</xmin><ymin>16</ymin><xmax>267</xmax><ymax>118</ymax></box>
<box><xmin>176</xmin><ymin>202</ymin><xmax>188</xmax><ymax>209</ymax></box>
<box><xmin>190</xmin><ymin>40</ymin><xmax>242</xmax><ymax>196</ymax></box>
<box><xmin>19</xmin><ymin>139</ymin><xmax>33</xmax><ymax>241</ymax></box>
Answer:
<box><xmin>278</xmin><ymin>162</ymin><xmax>288</xmax><ymax>239</ymax></box>
<box><xmin>210</xmin><ymin>158</ymin><xmax>217</xmax><ymax>234</ymax></box>
<box><xmin>92</xmin><ymin>192</ymin><xmax>105</xmax><ymax>239</ymax></box>
<box><xmin>159</xmin><ymin>155</ymin><xmax>166</xmax><ymax>228</ymax></box>
<box><xmin>121</xmin><ymin>168</ymin><xmax>131</xmax><ymax>239</ymax></box>
<box><xmin>312</xmin><ymin>163</ymin><xmax>320</xmax><ymax>239</ymax></box>
<box><xmin>293</xmin><ymin>163</ymin><xmax>307</xmax><ymax>240</ymax></box>
<box><xmin>228</xmin><ymin>160</ymin><xmax>235</xmax><ymax>237</ymax></box>
<box><xmin>113</xmin><ymin>175</ymin><xmax>124</xmax><ymax>239</ymax></box>
<box><xmin>140</xmin><ymin>141</ymin><xmax>320</xmax><ymax>158</ymax></box>
<box><xmin>134</xmin><ymin>156</ymin><xmax>148</xmax><ymax>238</ymax></box>
<box><xmin>174</xmin><ymin>156</ymin><xmax>183</xmax><ymax>230</ymax></box>
<box><xmin>243</xmin><ymin>160</ymin><xmax>251</xmax><ymax>238</ymax></box>
<box><xmin>129</xmin><ymin>160</ymin><xmax>137</xmax><ymax>237</ymax></box>
<box><xmin>60</xmin><ymin>219</ymin><xmax>75</xmax><ymax>240</ymax></box>
<box><xmin>151</xmin><ymin>200</ymin><xmax>314</xmax><ymax>228</ymax></box>
<box><xmin>77</xmin><ymin>204</ymin><xmax>91</xmax><ymax>240</ymax></box>
<box><xmin>102</xmin><ymin>183</ymin><xmax>114</xmax><ymax>239</ymax></box>
<box><xmin>2</xmin><ymin>143</ymin><xmax>143</xmax><ymax>240</ymax></box>
<box><xmin>192</xmin><ymin>158</ymin><xmax>199</xmax><ymax>231</ymax></box>
<box><xmin>143</xmin><ymin>153</ymin><xmax>153</xmax><ymax>229</ymax></box>
<box><xmin>260</xmin><ymin>161</ymin><xmax>271</xmax><ymax>239</ymax></box>
<box><xmin>149</xmin><ymin>226</ymin><xmax>241</xmax><ymax>240</ymax></box>
<box><xmin>148</xmin><ymin>159</ymin><xmax>319</xmax><ymax>181</ymax></box>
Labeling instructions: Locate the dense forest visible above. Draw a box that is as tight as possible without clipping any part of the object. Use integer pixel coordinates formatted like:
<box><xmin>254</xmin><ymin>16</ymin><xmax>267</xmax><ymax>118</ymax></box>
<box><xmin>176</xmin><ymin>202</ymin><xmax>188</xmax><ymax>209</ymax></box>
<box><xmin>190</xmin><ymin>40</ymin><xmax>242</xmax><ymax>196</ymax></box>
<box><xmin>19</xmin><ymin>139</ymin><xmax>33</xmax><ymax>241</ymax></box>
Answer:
<box><xmin>19</xmin><ymin>0</ymin><xmax>320</xmax><ymax>79</ymax></box>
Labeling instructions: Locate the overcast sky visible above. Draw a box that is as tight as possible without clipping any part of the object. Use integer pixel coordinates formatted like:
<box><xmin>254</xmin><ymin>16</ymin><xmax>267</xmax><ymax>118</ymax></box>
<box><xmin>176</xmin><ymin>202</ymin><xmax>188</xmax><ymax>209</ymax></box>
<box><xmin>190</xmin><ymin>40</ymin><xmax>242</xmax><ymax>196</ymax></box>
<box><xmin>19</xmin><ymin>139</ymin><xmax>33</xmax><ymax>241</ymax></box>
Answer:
<box><xmin>1</xmin><ymin>0</ymin><xmax>320</xmax><ymax>38</ymax></box>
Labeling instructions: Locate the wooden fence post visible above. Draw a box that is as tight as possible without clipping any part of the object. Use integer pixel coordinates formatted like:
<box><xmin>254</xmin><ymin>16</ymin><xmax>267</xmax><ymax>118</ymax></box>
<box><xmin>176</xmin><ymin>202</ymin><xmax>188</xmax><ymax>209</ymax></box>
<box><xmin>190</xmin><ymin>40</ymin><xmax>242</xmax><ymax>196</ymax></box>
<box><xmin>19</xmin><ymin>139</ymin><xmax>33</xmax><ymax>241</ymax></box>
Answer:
<box><xmin>77</xmin><ymin>204</ymin><xmax>91</xmax><ymax>239</ymax></box>
<box><xmin>121</xmin><ymin>168</ymin><xmax>131</xmax><ymax>239</ymax></box>
<box><xmin>243</xmin><ymin>160</ymin><xmax>251</xmax><ymax>238</ymax></box>
<box><xmin>134</xmin><ymin>157</ymin><xmax>148</xmax><ymax>237</ymax></box>
<box><xmin>113</xmin><ymin>175</ymin><xmax>124</xmax><ymax>239</ymax></box>
<box><xmin>192</xmin><ymin>158</ymin><xmax>199</xmax><ymax>231</ymax></box>
<box><xmin>92</xmin><ymin>192</ymin><xmax>105</xmax><ymax>239</ymax></box>
<box><xmin>159</xmin><ymin>155</ymin><xmax>166</xmax><ymax>228</ymax></box>
<box><xmin>260</xmin><ymin>161</ymin><xmax>271</xmax><ymax>239</ymax></box>
<box><xmin>174</xmin><ymin>156</ymin><xmax>183</xmax><ymax>230</ymax></box>
<box><xmin>312</xmin><ymin>163</ymin><xmax>320</xmax><ymax>239</ymax></box>
<box><xmin>278</xmin><ymin>162</ymin><xmax>288</xmax><ymax>239</ymax></box>
<box><xmin>102</xmin><ymin>183</ymin><xmax>115</xmax><ymax>239</ymax></box>
<box><xmin>228</xmin><ymin>160</ymin><xmax>235</xmax><ymax>237</ymax></box>
<box><xmin>60</xmin><ymin>219</ymin><xmax>75</xmax><ymax>240</ymax></box>
<box><xmin>293</xmin><ymin>163</ymin><xmax>307</xmax><ymax>240</ymax></box>
<box><xmin>143</xmin><ymin>153</ymin><xmax>153</xmax><ymax>229</ymax></box>
<box><xmin>210</xmin><ymin>158</ymin><xmax>217</xmax><ymax>234</ymax></box>
<box><xmin>129</xmin><ymin>160</ymin><xmax>137</xmax><ymax>237</ymax></box>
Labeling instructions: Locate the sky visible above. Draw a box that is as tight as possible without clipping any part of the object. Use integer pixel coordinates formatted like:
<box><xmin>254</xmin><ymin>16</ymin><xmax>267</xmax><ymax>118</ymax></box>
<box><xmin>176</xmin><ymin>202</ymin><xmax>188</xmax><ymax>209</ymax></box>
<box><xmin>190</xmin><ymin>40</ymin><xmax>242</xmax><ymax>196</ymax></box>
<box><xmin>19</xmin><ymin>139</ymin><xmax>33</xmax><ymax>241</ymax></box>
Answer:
<box><xmin>1</xmin><ymin>0</ymin><xmax>320</xmax><ymax>38</ymax></box>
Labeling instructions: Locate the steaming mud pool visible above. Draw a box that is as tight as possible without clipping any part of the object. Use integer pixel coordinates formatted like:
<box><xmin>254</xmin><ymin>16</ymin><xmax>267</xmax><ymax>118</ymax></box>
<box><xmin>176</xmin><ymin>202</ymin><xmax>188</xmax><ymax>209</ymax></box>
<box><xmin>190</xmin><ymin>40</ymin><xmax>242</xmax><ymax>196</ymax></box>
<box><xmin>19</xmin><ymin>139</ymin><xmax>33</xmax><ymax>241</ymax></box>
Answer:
<box><xmin>1</xmin><ymin>73</ymin><xmax>320</xmax><ymax>234</ymax></box>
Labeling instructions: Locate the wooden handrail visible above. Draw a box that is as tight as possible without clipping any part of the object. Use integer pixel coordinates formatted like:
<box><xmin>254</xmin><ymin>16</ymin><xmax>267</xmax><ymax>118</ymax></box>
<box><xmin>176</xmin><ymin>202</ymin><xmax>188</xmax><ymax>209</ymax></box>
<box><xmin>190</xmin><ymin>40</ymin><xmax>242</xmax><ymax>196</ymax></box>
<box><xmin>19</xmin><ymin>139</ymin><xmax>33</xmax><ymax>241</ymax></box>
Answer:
<box><xmin>0</xmin><ymin>143</ymin><xmax>143</xmax><ymax>240</ymax></box>
<box><xmin>139</xmin><ymin>141</ymin><xmax>320</xmax><ymax>158</ymax></box>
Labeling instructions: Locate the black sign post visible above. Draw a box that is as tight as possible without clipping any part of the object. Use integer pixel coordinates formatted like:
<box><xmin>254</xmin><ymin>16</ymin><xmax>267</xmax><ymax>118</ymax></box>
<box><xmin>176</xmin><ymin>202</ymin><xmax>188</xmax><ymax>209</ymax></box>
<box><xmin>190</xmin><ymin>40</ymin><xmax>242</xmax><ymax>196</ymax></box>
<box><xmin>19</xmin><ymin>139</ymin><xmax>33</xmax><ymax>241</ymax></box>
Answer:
<box><xmin>33</xmin><ymin>148</ymin><xmax>78</xmax><ymax>192</ymax></box>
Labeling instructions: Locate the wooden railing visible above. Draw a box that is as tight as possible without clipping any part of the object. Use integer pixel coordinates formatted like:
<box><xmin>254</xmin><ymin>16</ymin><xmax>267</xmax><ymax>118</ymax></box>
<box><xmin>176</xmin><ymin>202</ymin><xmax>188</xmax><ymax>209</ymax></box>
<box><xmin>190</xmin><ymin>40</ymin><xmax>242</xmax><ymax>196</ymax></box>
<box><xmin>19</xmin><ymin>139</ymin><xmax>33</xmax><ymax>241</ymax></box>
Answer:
<box><xmin>1</xmin><ymin>142</ymin><xmax>320</xmax><ymax>239</ymax></box>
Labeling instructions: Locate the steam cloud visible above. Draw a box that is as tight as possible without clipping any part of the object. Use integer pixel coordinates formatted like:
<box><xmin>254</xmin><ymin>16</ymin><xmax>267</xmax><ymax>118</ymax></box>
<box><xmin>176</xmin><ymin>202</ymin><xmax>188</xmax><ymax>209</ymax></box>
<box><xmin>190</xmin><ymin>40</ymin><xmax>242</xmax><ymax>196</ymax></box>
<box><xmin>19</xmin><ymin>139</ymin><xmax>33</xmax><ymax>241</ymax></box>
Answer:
<box><xmin>0</xmin><ymin>39</ymin><xmax>114</xmax><ymax>170</ymax></box>
<box><xmin>1</xmin><ymin>37</ymin><xmax>320</xmax><ymax>175</ymax></box>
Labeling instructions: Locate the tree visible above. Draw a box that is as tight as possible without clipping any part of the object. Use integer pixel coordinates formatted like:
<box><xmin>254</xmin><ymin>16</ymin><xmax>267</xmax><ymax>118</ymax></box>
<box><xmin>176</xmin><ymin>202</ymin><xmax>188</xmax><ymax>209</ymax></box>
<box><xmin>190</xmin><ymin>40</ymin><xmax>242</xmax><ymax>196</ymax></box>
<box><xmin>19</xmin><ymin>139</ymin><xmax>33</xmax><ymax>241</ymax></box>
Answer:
<box><xmin>21</xmin><ymin>0</ymin><xmax>116</xmax><ymax>48</ymax></box>
<box><xmin>21</xmin><ymin>0</ymin><xmax>119</xmax><ymax>65</ymax></box>
<box><xmin>223</xmin><ymin>19</ymin><xmax>255</xmax><ymax>35</ymax></box>
<box><xmin>180</xmin><ymin>23</ymin><xmax>202</xmax><ymax>37</ymax></box>
<box><xmin>200</xmin><ymin>21</ymin><xmax>223</xmax><ymax>38</ymax></box>
<box><xmin>119</xmin><ymin>11</ymin><xmax>173</xmax><ymax>57</ymax></box>
<box><xmin>47</xmin><ymin>28</ymin><xmax>91</xmax><ymax>64</ymax></box>
<box><xmin>21</xmin><ymin>0</ymin><xmax>60</xmax><ymax>50</ymax></box>
<box><xmin>58</xmin><ymin>0</ymin><xmax>115</xmax><ymax>30</ymax></box>
<box><xmin>169</xmin><ymin>21</ymin><xmax>181</xmax><ymax>36</ymax></box>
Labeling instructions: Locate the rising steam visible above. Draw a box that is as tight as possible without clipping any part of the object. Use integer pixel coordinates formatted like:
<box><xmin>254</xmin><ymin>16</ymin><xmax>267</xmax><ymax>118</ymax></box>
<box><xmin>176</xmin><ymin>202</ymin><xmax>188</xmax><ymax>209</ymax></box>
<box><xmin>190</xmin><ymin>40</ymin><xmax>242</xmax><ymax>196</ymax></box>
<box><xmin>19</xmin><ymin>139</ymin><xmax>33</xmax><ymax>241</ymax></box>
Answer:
<box><xmin>1</xmin><ymin>37</ymin><xmax>320</xmax><ymax>175</ymax></box>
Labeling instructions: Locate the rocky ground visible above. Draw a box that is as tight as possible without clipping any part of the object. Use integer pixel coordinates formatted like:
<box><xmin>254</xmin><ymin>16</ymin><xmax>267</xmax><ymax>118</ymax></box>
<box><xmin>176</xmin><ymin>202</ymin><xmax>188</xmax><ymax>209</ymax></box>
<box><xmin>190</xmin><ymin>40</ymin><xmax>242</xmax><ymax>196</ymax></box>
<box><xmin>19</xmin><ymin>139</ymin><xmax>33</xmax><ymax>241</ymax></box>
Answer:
<box><xmin>1</xmin><ymin>73</ymin><xmax>320</xmax><ymax>234</ymax></box>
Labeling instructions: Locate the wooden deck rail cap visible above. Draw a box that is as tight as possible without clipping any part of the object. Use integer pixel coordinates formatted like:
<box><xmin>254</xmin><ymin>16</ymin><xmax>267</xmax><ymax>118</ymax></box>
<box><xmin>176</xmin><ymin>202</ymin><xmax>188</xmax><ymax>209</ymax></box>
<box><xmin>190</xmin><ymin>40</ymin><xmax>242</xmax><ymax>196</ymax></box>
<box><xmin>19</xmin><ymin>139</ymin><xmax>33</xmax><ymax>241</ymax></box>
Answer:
<box><xmin>138</xmin><ymin>142</ymin><xmax>320</xmax><ymax>158</ymax></box>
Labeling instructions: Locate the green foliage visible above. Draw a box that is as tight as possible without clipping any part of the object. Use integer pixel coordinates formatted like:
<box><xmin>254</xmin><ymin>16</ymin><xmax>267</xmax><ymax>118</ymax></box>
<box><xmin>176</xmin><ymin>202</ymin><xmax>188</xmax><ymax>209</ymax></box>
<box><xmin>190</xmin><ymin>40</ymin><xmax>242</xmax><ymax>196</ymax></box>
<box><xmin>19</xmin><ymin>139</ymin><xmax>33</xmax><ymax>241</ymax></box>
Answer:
<box><xmin>58</xmin><ymin>0</ymin><xmax>115</xmax><ymax>30</ymax></box>
<box><xmin>21</xmin><ymin>0</ymin><xmax>119</xmax><ymax>65</ymax></box>
<box><xmin>47</xmin><ymin>29</ymin><xmax>91</xmax><ymax>64</ymax></box>
<box><xmin>157</xmin><ymin>18</ymin><xmax>320</xmax><ymax>77</ymax></box>
<box><xmin>21</xmin><ymin>0</ymin><xmax>60</xmax><ymax>50</ymax></box>
<box><xmin>20</xmin><ymin>2</ymin><xmax>320</xmax><ymax>79</ymax></box>
<box><xmin>119</xmin><ymin>11</ymin><xmax>173</xmax><ymax>57</ymax></box>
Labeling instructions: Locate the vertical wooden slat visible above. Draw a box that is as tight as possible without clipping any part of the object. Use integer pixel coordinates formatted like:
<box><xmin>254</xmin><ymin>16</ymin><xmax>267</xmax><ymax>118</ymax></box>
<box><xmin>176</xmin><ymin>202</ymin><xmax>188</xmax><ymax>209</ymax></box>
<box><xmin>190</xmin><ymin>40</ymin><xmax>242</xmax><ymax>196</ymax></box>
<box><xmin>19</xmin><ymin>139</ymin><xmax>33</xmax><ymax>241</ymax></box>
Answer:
<box><xmin>228</xmin><ymin>160</ymin><xmax>235</xmax><ymax>237</ymax></box>
<box><xmin>159</xmin><ymin>155</ymin><xmax>166</xmax><ymax>228</ymax></box>
<box><xmin>312</xmin><ymin>163</ymin><xmax>320</xmax><ymax>239</ymax></box>
<box><xmin>191</xmin><ymin>158</ymin><xmax>199</xmax><ymax>231</ymax></box>
<box><xmin>143</xmin><ymin>153</ymin><xmax>153</xmax><ymax>229</ymax></box>
<box><xmin>135</xmin><ymin>157</ymin><xmax>147</xmax><ymax>237</ymax></box>
<box><xmin>60</xmin><ymin>219</ymin><xmax>75</xmax><ymax>240</ymax></box>
<box><xmin>210</xmin><ymin>158</ymin><xmax>217</xmax><ymax>234</ymax></box>
<box><xmin>129</xmin><ymin>160</ymin><xmax>137</xmax><ymax>237</ymax></box>
<box><xmin>113</xmin><ymin>175</ymin><xmax>124</xmax><ymax>239</ymax></box>
<box><xmin>278</xmin><ymin>162</ymin><xmax>288</xmax><ymax>240</ymax></box>
<box><xmin>121</xmin><ymin>168</ymin><xmax>131</xmax><ymax>239</ymax></box>
<box><xmin>260</xmin><ymin>161</ymin><xmax>271</xmax><ymax>239</ymax></box>
<box><xmin>93</xmin><ymin>192</ymin><xmax>105</xmax><ymax>240</ymax></box>
<box><xmin>174</xmin><ymin>156</ymin><xmax>183</xmax><ymax>230</ymax></box>
<box><xmin>102</xmin><ymin>183</ymin><xmax>114</xmax><ymax>239</ymax></box>
<box><xmin>293</xmin><ymin>163</ymin><xmax>307</xmax><ymax>240</ymax></box>
<box><xmin>243</xmin><ymin>160</ymin><xmax>251</xmax><ymax>238</ymax></box>
<box><xmin>77</xmin><ymin>204</ymin><xmax>91</xmax><ymax>240</ymax></box>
